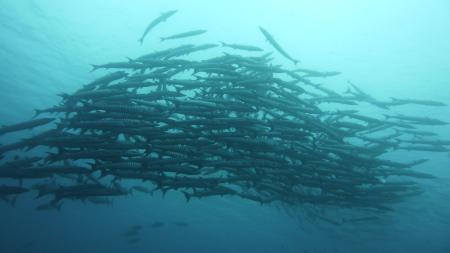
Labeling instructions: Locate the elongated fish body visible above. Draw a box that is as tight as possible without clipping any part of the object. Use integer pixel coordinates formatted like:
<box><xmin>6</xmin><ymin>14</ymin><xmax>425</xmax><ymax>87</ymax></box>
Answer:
<box><xmin>90</xmin><ymin>61</ymin><xmax>144</xmax><ymax>72</ymax></box>
<box><xmin>342</xmin><ymin>216</ymin><xmax>379</xmax><ymax>223</ymax></box>
<box><xmin>163</xmin><ymin>43</ymin><xmax>218</xmax><ymax>59</ymax></box>
<box><xmin>220</xmin><ymin>42</ymin><xmax>263</xmax><ymax>51</ymax></box>
<box><xmin>386</xmin><ymin>114</ymin><xmax>449</xmax><ymax>125</ymax></box>
<box><xmin>0</xmin><ymin>118</ymin><xmax>55</xmax><ymax>136</ymax></box>
<box><xmin>138</xmin><ymin>10</ymin><xmax>178</xmax><ymax>45</ymax></box>
<box><xmin>0</xmin><ymin>185</ymin><xmax>29</xmax><ymax>195</ymax></box>
<box><xmin>258</xmin><ymin>26</ymin><xmax>299</xmax><ymax>64</ymax></box>
<box><xmin>293</xmin><ymin>68</ymin><xmax>341</xmax><ymax>78</ymax></box>
<box><xmin>346</xmin><ymin>81</ymin><xmax>391</xmax><ymax>109</ymax></box>
<box><xmin>35</xmin><ymin>201</ymin><xmax>62</xmax><ymax>211</ymax></box>
<box><xmin>135</xmin><ymin>44</ymin><xmax>196</xmax><ymax>61</ymax></box>
<box><xmin>82</xmin><ymin>71</ymin><xmax>128</xmax><ymax>90</ymax></box>
<box><xmin>389</xmin><ymin>98</ymin><xmax>447</xmax><ymax>107</ymax></box>
<box><xmin>160</xmin><ymin>29</ymin><xmax>207</xmax><ymax>41</ymax></box>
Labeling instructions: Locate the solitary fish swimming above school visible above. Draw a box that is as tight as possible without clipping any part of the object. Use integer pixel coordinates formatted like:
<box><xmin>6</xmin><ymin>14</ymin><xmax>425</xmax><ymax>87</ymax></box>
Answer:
<box><xmin>138</xmin><ymin>10</ymin><xmax>178</xmax><ymax>45</ymax></box>
<box><xmin>258</xmin><ymin>26</ymin><xmax>300</xmax><ymax>64</ymax></box>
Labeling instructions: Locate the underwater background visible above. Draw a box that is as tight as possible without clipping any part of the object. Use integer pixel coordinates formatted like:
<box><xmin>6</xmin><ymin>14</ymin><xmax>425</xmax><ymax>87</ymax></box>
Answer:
<box><xmin>0</xmin><ymin>1</ymin><xmax>450</xmax><ymax>252</ymax></box>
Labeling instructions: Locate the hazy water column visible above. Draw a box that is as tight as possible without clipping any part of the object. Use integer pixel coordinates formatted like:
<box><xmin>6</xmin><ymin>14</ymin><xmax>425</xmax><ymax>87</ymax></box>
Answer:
<box><xmin>0</xmin><ymin>1</ymin><xmax>450</xmax><ymax>253</ymax></box>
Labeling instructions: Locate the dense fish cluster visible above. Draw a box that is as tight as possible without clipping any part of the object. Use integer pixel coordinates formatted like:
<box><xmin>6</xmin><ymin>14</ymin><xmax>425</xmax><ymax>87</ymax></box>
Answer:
<box><xmin>1</xmin><ymin>10</ymin><xmax>449</xmax><ymax>215</ymax></box>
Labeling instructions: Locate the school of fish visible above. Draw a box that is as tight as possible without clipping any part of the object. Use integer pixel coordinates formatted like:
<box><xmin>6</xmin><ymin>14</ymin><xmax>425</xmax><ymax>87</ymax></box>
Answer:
<box><xmin>0</xmin><ymin>10</ymin><xmax>449</xmax><ymax>217</ymax></box>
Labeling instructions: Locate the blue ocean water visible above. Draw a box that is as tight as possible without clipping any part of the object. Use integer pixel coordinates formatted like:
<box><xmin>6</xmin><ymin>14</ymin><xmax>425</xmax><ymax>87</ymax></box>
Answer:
<box><xmin>0</xmin><ymin>1</ymin><xmax>450</xmax><ymax>252</ymax></box>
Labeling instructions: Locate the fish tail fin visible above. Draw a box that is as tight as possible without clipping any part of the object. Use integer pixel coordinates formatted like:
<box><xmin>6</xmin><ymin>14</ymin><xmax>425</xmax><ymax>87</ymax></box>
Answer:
<box><xmin>170</xmin><ymin>99</ymin><xmax>180</xmax><ymax>108</ymax></box>
<box><xmin>34</xmin><ymin>190</ymin><xmax>44</xmax><ymax>199</ymax></box>
<box><xmin>144</xmin><ymin>144</ymin><xmax>152</xmax><ymax>156</ymax></box>
<box><xmin>63</xmin><ymin>159</ymin><xmax>71</xmax><ymax>167</ymax></box>
<box><xmin>57</xmin><ymin>93</ymin><xmax>69</xmax><ymax>100</ymax></box>
<box><xmin>138</xmin><ymin>38</ymin><xmax>144</xmax><ymax>45</ymax></box>
<box><xmin>160</xmin><ymin>37</ymin><xmax>166</xmax><ymax>42</ymax></box>
<box><xmin>220</xmin><ymin>41</ymin><xmax>227</xmax><ymax>47</ymax></box>
<box><xmin>126</xmin><ymin>57</ymin><xmax>135</xmax><ymax>63</ymax></box>
<box><xmin>50</xmin><ymin>198</ymin><xmax>61</xmax><ymax>208</ymax></box>
<box><xmin>90</xmin><ymin>64</ymin><xmax>100</xmax><ymax>72</ymax></box>
<box><xmin>182</xmin><ymin>191</ymin><xmax>191</xmax><ymax>202</ymax></box>
<box><xmin>127</xmin><ymin>188</ymin><xmax>134</xmax><ymax>195</ymax></box>
<box><xmin>159</xmin><ymin>187</ymin><xmax>169</xmax><ymax>197</ymax></box>
<box><xmin>408</xmin><ymin>158</ymin><xmax>429</xmax><ymax>167</ymax></box>
<box><xmin>10</xmin><ymin>196</ymin><xmax>17</xmax><ymax>206</ymax></box>
<box><xmin>33</xmin><ymin>109</ymin><xmax>43</xmax><ymax>118</ymax></box>
<box><xmin>98</xmin><ymin>169</ymin><xmax>108</xmax><ymax>179</ymax></box>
